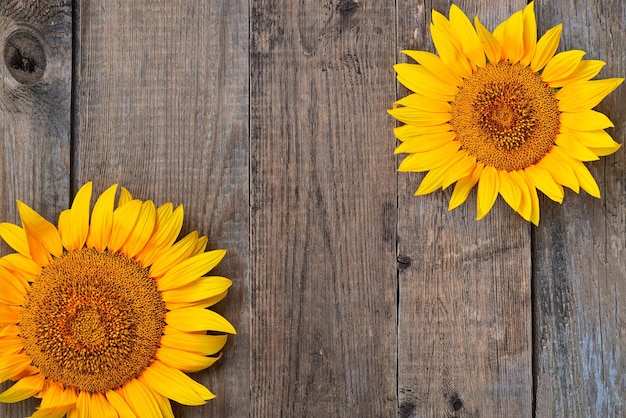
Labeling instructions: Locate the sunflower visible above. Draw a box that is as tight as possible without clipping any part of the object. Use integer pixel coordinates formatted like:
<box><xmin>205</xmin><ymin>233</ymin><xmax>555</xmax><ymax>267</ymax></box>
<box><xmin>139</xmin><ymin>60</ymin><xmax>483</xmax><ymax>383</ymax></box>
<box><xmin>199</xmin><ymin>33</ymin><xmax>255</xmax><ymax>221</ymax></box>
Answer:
<box><xmin>389</xmin><ymin>1</ymin><xmax>623</xmax><ymax>224</ymax></box>
<box><xmin>0</xmin><ymin>182</ymin><xmax>236</xmax><ymax>417</ymax></box>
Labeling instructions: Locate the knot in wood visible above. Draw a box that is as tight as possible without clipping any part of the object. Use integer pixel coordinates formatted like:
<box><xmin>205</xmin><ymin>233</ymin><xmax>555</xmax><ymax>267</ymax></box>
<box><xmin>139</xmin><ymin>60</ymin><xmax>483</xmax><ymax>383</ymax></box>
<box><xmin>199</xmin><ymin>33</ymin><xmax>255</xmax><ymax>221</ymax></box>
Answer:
<box><xmin>4</xmin><ymin>29</ymin><xmax>47</xmax><ymax>84</ymax></box>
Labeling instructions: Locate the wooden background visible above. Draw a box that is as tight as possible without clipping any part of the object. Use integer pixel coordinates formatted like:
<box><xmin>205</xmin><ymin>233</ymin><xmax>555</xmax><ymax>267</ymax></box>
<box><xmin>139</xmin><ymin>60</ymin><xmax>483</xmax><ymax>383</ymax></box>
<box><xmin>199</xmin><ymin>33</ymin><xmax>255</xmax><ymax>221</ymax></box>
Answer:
<box><xmin>0</xmin><ymin>0</ymin><xmax>623</xmax><ymax>416</ymax></box>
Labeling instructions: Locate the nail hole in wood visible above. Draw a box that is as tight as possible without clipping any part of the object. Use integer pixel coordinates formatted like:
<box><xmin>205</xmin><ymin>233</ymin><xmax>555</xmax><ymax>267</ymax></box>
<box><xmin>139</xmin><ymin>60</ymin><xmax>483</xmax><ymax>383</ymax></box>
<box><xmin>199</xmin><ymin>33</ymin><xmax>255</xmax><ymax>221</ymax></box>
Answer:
<box><xmin>4</xmin><ymin>30</ymin><xmax>47</xmax><ymax>85</ymax></box>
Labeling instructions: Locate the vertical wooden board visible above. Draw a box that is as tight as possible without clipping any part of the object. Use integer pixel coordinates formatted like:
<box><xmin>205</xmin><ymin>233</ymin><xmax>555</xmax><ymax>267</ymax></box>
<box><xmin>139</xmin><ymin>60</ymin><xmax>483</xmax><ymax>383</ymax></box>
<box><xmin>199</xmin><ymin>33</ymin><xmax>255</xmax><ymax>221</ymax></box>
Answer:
<box><xmin>250</xmin><ymin>0</ymin><xmax>397</xmax><ymax>416</ymax></box>
<box><xmin>75</xmin><ymin>1</ymin><xmax>248</xmax><ymax>416</ymax></box>
<box><xmin>534</xmin><ymin>0</ymin><xmax>626</xmax><ymax>415</ymax></box>
<box><xmin>396</xmin><ymin>1</ymin><xmax>533</xmax><ymax>417</ymax></box>
<box><xmin>0</xmin><ymin>1</ymin><xmax>71</xmax><ymax>416</ymax></box>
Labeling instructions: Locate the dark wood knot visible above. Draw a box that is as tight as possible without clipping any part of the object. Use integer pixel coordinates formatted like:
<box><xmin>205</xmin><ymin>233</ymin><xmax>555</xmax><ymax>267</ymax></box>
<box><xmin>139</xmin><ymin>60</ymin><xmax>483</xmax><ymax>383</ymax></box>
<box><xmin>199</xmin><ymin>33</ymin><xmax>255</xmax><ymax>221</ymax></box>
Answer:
<box><xmin>4</xmin><ymin>29</ymin><xmax>47</xmax><ymax>85</ymax></box>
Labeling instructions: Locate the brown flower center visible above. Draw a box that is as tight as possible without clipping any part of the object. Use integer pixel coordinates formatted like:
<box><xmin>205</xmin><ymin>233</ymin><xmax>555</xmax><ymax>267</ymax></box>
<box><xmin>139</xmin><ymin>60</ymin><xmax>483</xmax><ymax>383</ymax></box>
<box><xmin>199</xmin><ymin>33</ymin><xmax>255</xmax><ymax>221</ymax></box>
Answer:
<box><xmin>20</xmin><ymin>248</ymin><xmax>165</xmax><ymax>392</ymax></box>
<box><xmin>450</xmin><ymin>62</ymin><xmax>560</xmax><ymax>171</ymax></box>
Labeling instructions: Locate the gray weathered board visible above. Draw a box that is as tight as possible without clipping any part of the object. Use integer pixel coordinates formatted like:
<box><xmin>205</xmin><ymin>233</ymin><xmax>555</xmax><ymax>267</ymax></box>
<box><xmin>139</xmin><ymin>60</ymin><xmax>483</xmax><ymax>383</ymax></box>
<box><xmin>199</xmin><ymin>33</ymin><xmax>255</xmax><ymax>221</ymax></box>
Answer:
<box><xmin>0</xmin><ymin>0</ymin><xmax>623</xmax><ymax>417</ymax></box>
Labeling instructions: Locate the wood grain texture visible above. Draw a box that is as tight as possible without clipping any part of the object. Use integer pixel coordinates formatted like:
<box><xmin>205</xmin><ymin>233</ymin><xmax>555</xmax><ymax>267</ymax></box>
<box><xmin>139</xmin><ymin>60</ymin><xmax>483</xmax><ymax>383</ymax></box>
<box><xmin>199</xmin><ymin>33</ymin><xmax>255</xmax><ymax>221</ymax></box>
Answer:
<box><xmin>74</xmin><ymin>0</ymin><xmax>249</xmax><ymax>417</ymax></box>
<box><xmin>250</xmin><ymin>0</ymin><xmax>397</xmax><ymax>416</ymax></box>
<box><xmin>396</xmin><ymin>1</ymin><xmax>533</xmax><ymax>417</ymax></box>
<box><xmin>533</xmin><ymin>0</ymin><xmax>626</xmax><ymax>416</ymax></box>
<box><xmin>0</xmin><ymin>1</ymin><xmax>71</xmax><ymax>417</ymax></box>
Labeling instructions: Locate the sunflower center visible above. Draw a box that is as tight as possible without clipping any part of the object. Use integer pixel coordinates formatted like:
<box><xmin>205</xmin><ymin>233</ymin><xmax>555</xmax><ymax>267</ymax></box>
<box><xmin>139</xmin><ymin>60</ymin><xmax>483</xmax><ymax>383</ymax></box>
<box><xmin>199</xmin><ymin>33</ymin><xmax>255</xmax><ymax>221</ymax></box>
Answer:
<box><xmin>20</xmin><ymin>248</ymin><xmax>165</xmax><ymax>392</ymax></box>
<box><xmin>450</xmin><ymin>62</ymin><xmax>560</xmax><ymax>171</ymax></box>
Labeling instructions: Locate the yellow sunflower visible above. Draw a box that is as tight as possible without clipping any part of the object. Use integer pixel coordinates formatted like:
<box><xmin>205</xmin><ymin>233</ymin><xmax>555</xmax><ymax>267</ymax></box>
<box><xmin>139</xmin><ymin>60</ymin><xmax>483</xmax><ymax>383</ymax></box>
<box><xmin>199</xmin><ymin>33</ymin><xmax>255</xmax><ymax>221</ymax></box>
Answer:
<box><xmin>389</xmin><ymin>1</ymin><xmax>623</xmax><ymax>224</ymax></box>
<box><xmin>0</xmin><ymin>182</ymin><xmax>236</xmax><ymax>417</ymax></box>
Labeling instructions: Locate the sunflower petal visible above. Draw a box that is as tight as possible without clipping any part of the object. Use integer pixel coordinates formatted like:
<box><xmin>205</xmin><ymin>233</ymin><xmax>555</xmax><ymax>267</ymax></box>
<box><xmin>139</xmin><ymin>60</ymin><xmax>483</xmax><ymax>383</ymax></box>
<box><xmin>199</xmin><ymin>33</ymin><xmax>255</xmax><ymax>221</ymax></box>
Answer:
<box><xmin>0</xmin><ymin>223</ymin><xmax>30</xmax><ymax>258</ymax></box>
<box><xmin>449</xmin><ymin>4</ymin><xmax>485</xmax><ymax>68</ymax></box>
<box><xmin>449</xmin><ymin>163</ymin><xmax>483</xmax><ymax>211</ymax></box>
<box><xmin>119</xmin><ymin>379</ymin><xmax>162</xmax><ymax>417</ymax></box>
<box><xmin>0</xmin><ymin>354</ymin><xmax>32</xmax><ymax>383</ymax></box>
<box><xmin>538</xmin><ymin>148</ymin><xmax>580</xmax><ymax>193</ymax></box>
<box><xmin>17</xmin><ymin>201</ymin><xmax>62</xmax><ymax>265</ymax></box>
<box><xmin>118</xmin><ymin>187</ymin><xmax>133</xmax><ymax>207</ymax></box>
<box><xmin>398</xmin><ymin>141</ymin><xmax>462</xmax><ymax>172</ymax></box>
<box><xmin>387</xmin><ymin>107</ymin><xmax>452</xmax><ymax>126</ymax></box>
<box><xmin>393</xmin><ymin>93</ymin><xmax>452</xmax><ymax>113</ymax></box>
<box><xmin>149</xmin><ymin>231</ymin><xmax>200</xmax><ymax>279</ymax></box>
<box><xmin>122</xmin><ymin>200</ymin><xmax>157</xmax><ymax>258</ymax></box>
<box><xmin>108</xmin><ymin>199</ymin><xmax>142</xmax><ymax>253</ymax></box>
<box><xmin>75</xmin><ymin>391</ymin><xmax>91</xmax><ymax>417</ymax></box>
<box><xmin>156</xmin><ymin>347</ymin><xmax>220</xmax><ymax>373</ymax></box>
<box><xmin>560</xmin><ymin>110</ymin><xmax>614</xmax><ymax>131</ymax></box>
<box><xmin>498</xmin><ymin>170</ymin><xmax>522</xmax><ymax>213</ymax></box>
<box><xmin>556</xmin><ymin>78</ymin><xmax>623</xmax><ymax>112</ymax></box>
<box><xmin>555</xmin><ymin>133</ymin><xmax>600</xmax><ymax>162</ymax></box>
<box><xmin>476</xmin><ymin>165</ymin><xmax>500</xmax><ymax>220</ymax></box>
<box><xmin>394</xmin><ymin>63</ymin><xmax>459</xmax><ymax>99</ymax></box>
<box><xmin>509</xmin><ymin>171</ymin><xmax>533</xmax><ymax>222</ymax></box>
<box><xmin>394</xmin><ymin>123</ymin><xmax>451</xmax><ymax>141</ymax></box>
<box><xmin>550</xmin><ymin>59</ymin><xmax>605</xmax><ymax>86</ymax></box>
<box><xmin>430</xmin><ymin>16</ymin><xmax>472</xmax><ymax>78</ymax></box>
<box><xmin>166</xmin><ymin>307</ymin><xmax>236</xmax><ymax>334</ymax></box>
<box><xmin>542</xmin><ymin>50</ymin><xmax>586</xmax><ymax>85</ymax></box>
<box><xmin>160</xmin><ymin>329</ymin><xmax>228</xmax><ymax>356</ymax></box>
<box><xmin>401</xmin><ymin>50</ymin><xmax>463</xmax><ymax>85</ymax></box>
<box><xmin>523</xmin><ymin>173</ymin><xmax>540</xmax><ymax>225</ymax></box>
<box><xmin>520</xmin><ymin>1</ymin><xmax>537</xmax><ymax>66</ymax></box>
<box><xmin>161</xmin><ymin>276</ymin><xmax>232</xmax><ymax>304</ymax></box>
<box><xmin>414</xmin><ymin>150</ymin><xmax>469</xmax><ymax>195</ymax></box>
<box><xmin>474</xmin><ymin>16</ymin><xmax>501</xmax><ymax>64</ymax></box>
<box><xmin>502</xmin><ymin>10</ymin><xmax>524</xmax><ymax>63</ymax></box>
<box><xmin>86</xmin><ymin>184</ymin><xmax>118</xmax><ymax>252</ymax></box>
<box><xmin>588</xmin><ymin>143</ymin><xmax>622</xmax><ymax>157</ymax></box>
<box><xmin>0</xmin><ymin>269</ymin><xmax>26</xmax><ymax>305</ymax></box>
<box><xmin>570</xmin><ymin>160</ymin><xmax>601</xmax><ymax>198</ymax></box>
<box><xmin>0</xmin><ymin>334</ymin><xmax>24</xmax><ymax>354</ymax></box>
<box><xmin>89</xmin><ymin>392</ymin><xmax>119</xmax><ymax>418</ymax></box>
<box><xmin>157</xmin><ymin>250</ymin><xmax>226</xmax><ymax>291</ymax></box>
<box><xmin>165</xmin><ymin>290</ymin><xmax>230</xmax><ymax>310</ymax></box>
<box><xmin>105</xmin><ymin>390</ymin><xmax>137</xmax><ymax>418</ymax></box>
<box><xmin>32</xmin><ymin>382</ymin><xmax>77</xmax><ymax>418</ymax></box>
<box><xmin>395</xmin><ymin>131</ymin><xmax>456</xmax><ymax>154</ymax></box>
<box><xmin>64</xmin><ymin>182</ymin><xmax>92</xmax><ymax>251</ymax></box>
<box><xmin>0</xmin><ymin>372</ymin><xmax>44</xmax><ymax>403</ymax></box>
<box><xmin>139</xmin><ymin>360</ymin><xmax>215</xmax><ymax>406</ymax></box>
<box><xmin>531</xmin><ymin>24</ymin><xmax>562</xmax><ymax>72</ymax></box>
<box><xmin>524</xmin><ymin>164</ymin><xmax>564</xmax><ymax>203</ymax></box>
<box><xmin>0</xmin><ymin>304</ymin><xmax>21</xmax><ymax>326</ymax></box>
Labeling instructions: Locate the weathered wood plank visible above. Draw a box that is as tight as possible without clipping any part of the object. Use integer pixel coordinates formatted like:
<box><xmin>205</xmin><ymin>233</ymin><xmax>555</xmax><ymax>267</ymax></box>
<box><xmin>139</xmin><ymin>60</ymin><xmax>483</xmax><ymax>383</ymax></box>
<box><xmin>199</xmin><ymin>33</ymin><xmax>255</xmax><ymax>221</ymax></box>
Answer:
<box><xmin>534</xmin><ymin>0</ymin><xmax>626</xmax><ymax>415</ymax></box>
<box><xmin>75</xmin><ymin>1</ymin><xmax>249</xmax><ymax>416</ymax></box>
<box><xmin>0</xmin><ymin>0</ymin><xmax>71</xmax><ymax>415</ymax></box>
<box><xmin>250</xmin><ymin>0</ymin><xmax>397</xmax><ymax>416</ymax></box>
<box><xmin>396</xmin><ymin>1</ymin><xmax>533</xmax><ymax>416</ymax></box>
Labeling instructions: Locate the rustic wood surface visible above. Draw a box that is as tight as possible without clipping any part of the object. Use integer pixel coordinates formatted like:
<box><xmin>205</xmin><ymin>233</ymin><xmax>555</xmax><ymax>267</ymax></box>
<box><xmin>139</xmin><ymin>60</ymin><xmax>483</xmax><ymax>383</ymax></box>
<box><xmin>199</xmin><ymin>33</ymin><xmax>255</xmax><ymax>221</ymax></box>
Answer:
<box><xmin>0</xmin><ymin>0</ymin><xmax>623</xmax><ymax>417</ymax></box>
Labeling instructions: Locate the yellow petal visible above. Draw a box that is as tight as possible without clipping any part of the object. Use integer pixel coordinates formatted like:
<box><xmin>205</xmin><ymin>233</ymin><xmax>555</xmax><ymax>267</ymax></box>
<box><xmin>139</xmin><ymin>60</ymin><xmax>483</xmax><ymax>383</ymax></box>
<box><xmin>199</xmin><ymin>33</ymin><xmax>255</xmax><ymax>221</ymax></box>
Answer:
<box><xmin>448</xmin><ymin>162</ymin><xmax>483</xmax><ymax>211</ymax></box>
<box><xmin>395</xmin><ymin>131</ymin><xmax>456</xmax><ymax>154</ymax></box>
<box><xmin>63</xmin><ymin>182</ymin><xmax>92</xmax><ymax>251</ymax></box>
<box><xmin>474</xmin><ymin>16</ymin><xmax>501</xmax><ymax>64</ymax></box>
<box><xmin>118</xmin><ymin>187</ymin><xmax>133</xmax><ymax>207</ymax></box>
<box><xmin>563</xmin><ymin>127</ymin><xmax>620</xmax><ymax>149</ymax></box>
<box><xmin>17</xmin><ymin>201</ymin><xmax>63</xmax><ymax>266</ymax></box>
<box><xmin>105</xmin><ymin>390</ymin><xmax>137</xmax><ymax>418</ymax></box>
<box><xmin>149</xmin><ymin>231</ymin><xmax>200</xmax><ymax>279</ymax></box>
<box><xmin>398</xmin><ymin>141</ymin><xmax>462</xmax><ymax>172</ymax></box>
<box><xmin>560</xmin><ymin>110</ymin><xmax>614</xmax><ymax>131</ymax></box>
<box><xmin>570</xmin><ymin>160</ymin><xmax>601</xmax><ymax>198</ymax></box>
<box><xmin>401</xmin><ymin>50</ymin><xmax>463</xmax><ymax>85</ymax></box>
<box><xmin>86</xmin><ymin>184</ymin><xmax>118</xmax><ymax>251</ymax></box>
<box><xmin>0</xmin><ymin>269</ymin><xmax>26</xmax><ymax>305</ymax></box>
<box><xmin>122</xmin><ymin>200</ymin><xmax>157</xmax><ymax>258</ymax></box>
<box><xmin>0</xmin><ymin>223</ymin><xmax>29</xmax><ymax>257</ymax></box>
<box><xmin>520</xmin><ymin>1</ymin><xmax>537</xmax><ymax>66</ymax></box>
<box><xmin>0</xmin><ymin>253</ymin><xmax>41</xmax><ymax>281</ymax></box>
<box><xmin>165</xmin><ymin>290</ymin><xmax>230</xmax><ymax>310</ymax></box>
<box><xmin>542</xmin><ymin>50</ymin><xmax>586</xmax><ymax>85</ymax></box>
<box><xmin>166</xmin><ymin>307</ymin><xmax>236</xmax><ymax>334</ymax></box>
<box><xmin>394</xmin><ymin>63</ymin><xmax>459</xmax><ymax>100</ymax></box>
<box><xmin>441</xmin><ymin>152</ymin><xmax>476</xmax><ymax>189</ymax></box>
<box><xmin>118</xmin><ymin>379</ymin><xmax>162</xmax><ymax>417</ymax></box>
<box><xmin>556</xmin><ymin>78</ymin><xmax>623</xmax><ymax>112</ymax></box>
<box><xmin>0</xmin><ymin>354</ymin><xmax>32</xmax><ymax>383</ymax></box>
<box><xmin>108</xmin><ymin>199</ymin><xmax>142</xmax><ymax>253</ymax></box>
<box><xmin>430</xmin><ymin>16</ymin><xmax>472</xmax><ymax>78</ymax></box>
<box><xmin>498</xmin><ymin>170</ymin><xmax>522</xmax><ymax>213</ymax></box>
<box><xmin>32</xmin><ymin>382</ymin><xmax>77</xmax><ymax>418</ymax></box>
<box><xmin>0</xmin><ymin>304</ymin><xmax>21</xmax><ymax>326</ymax></box>
<box><xmin>161</xmin><ymin>276</ymin><xmax>232</xmax><ymax>304</ymax></box>
<box><xmin>538</xmin><ymin>148</ymin><xmax>580</xmax><ymax>193</ymax></box>
<box><xmin>0</xmin><ymin>334</ymin><xmax>24</xmax><ymax>354</ymax></box>
<box><xmin>135</xmin><ymin>204</ymin><xmax>184</xmax><ymax>267</ymax></box>
<box><xmin>549</xmin><ymin>60</ymin><xmax>605</xmax><ymax>86</ymax></box>
<box><xmin>414</xmin><ymin>150</ymin><xmax>470</xmax><ymax>195</ymax></box>
<box><xmin>89</xmin><ymin>392</ymin><xmax>119</xmax><ymax>418</ymax></box>
<box><xmin>387</xmin><ymin>107</ymin><xmax>452</xmax><ymax>126</ymax></box>
<box><xmin>476</xmin><ymin>165</ymin><xmax>500</xmax><ymax>220</ymax></box>
<box><xmin>160</xmin><ymin>329</ymin><xmax>227</xmax><ymax>356</ymax></box>
<box><xmin>393</xmin><ymin>93</ymin><xmax>452</xmax><ymax>113</ymax></box>
<box><xmin>156</xmin><ymin>347</ymin><xmax>220</xmax><ymax>373</ymax></box>
<box><xmin>0</xmin><ymin>372</ymin><xmax>44</xmax><ymax>402</ymax></box>
<box><xmin>57</xmin><ymin>209</ymin><xmax>72</xmax><ymax>251</ymax></box>
<box><xmin>449</xmin><ymin>4</ymin><xmax>485</xmax><ymax>68</ymax></box>
<box><xmin>139</xmin><ymin>360</ymin><xmax>215</xmax><ymax>406</ymax></box>
<box><xmin>555</xmin><ymin>133</ymin><xmax>600</xmax><ymax>162</ymax></box>
<box><xmin>157</xmin><ymin>250</ymin><xmax>226</xmax><ymax>291</ymax></box>
<box><xmin>531</xmin><ymin>24</ymin><xmax>562</xmax><ymax>72</ymax></box>
<box><xmin>501</xmin><ymin>10</ymin><xmax>524</xmax><ymax>63</ymax></box>
<box><xmin>522</xmin><ymin>173</ymin><xmax>540</xmax><ymax>225</ymax></box>
<box><xmin>509</xmin><ymin>171</ymin><xmax>533</xmax><ymax>222</ymax></box>
<box><xmin>588</xmin><ymin>143</ymin><xmax>622</xmax><ymax>157</ymax></box>
<box><xmin>142</xmin><ymin>385</ymin><xmax>174</xmax><ymax>418</ymax></box>
<box><xmin>394</xmin><ymin>123</ymin><xmax>451</xmax><ymax>141</ymax></box>
<box><xmin>524</xmin><ymin>164</ymin><xmax>564</xmax><ymax>203</ymax></box>
<box><xmin>76</xmin><ymin>391</ymin><xmax>91</xmax><ymax>417</ymax></box>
